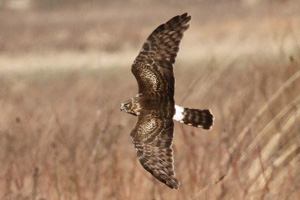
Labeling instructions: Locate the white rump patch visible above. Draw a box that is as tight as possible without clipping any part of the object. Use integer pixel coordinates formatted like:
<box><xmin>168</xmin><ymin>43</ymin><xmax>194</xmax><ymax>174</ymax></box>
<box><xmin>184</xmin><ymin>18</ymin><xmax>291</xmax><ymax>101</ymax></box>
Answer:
<box><xmin>173</xmin><ymin>105</ymin><xmax>184</xmax><ymax>121</ymax></box>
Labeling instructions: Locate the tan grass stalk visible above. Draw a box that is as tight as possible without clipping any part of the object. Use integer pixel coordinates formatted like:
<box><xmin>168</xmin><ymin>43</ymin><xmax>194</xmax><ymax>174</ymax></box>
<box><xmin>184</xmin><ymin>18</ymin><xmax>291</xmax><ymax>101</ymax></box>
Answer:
<box><xmin>242</xmin><ymin>94</ymin><xmax>300</xmax><ymax>162</ymax></box>
<box><xmin>248</xmin><ymin>144</ymin><xmax>299</xmax><ymax>193</ymax></box>
<box><xmin>223</xmin><ymin>70</ymin><xmax>300</xmax><ymax>165</ymax></box>
<box><xmin>247</xmin><ymin>108</ymin><xmax>300</xmax><ymax>191</ymax></box>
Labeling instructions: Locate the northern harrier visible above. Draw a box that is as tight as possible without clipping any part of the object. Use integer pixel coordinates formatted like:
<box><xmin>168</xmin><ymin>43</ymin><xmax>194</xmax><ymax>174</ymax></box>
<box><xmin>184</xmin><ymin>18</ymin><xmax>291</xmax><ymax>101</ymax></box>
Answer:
<box><xmin>120</xmin><ymin>13</ymin><xmax>214</xmax><ymax>189</ymax></box>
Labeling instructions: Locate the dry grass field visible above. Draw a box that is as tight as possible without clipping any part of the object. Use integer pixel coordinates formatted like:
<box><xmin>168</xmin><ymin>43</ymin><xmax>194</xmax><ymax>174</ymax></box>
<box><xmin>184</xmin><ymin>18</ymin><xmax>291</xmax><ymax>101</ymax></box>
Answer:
<box><xmin>0</xmin><ymin>1</ymin><xmax>300</xmax><ymax>199</ymax></box>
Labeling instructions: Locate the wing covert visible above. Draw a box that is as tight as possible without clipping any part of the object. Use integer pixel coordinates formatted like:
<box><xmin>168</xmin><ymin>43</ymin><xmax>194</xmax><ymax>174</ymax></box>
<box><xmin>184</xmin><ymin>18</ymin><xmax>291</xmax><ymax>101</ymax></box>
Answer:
<box><xmin>130</xmin><ymin>113</ymin><xmax>179</xmax><ymax>189</ymax></box>
<box><xmin>132</xmin><ymin>13</ymin><xmax>191</xmax><ymax>96</ymax></box>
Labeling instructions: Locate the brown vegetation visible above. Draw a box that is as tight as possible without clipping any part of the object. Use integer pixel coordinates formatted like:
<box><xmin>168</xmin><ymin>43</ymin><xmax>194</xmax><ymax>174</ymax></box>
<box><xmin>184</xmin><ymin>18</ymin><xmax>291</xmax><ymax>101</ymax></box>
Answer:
<box><xmin>0</xmin><ymin>1</ymin><xmax>300</xmax><ymax>199</ymax></box>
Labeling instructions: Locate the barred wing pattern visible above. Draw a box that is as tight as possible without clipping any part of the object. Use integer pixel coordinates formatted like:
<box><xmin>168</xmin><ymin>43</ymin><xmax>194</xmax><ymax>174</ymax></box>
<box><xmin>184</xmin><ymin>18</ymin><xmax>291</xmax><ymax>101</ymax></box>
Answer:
<box><xmin>130</xmin><ymin>114</ymin><xmax>179</xmax><ymax>189</ymax></box>
<box><xmin>132</xmin><ymin>13</ymin><xmax>191</xmax><ymax>97</ymax></box>
<box><xmin>130</xmin><ymin>13</ymin><xmax>191</xmax><ymax>189</ymax></box>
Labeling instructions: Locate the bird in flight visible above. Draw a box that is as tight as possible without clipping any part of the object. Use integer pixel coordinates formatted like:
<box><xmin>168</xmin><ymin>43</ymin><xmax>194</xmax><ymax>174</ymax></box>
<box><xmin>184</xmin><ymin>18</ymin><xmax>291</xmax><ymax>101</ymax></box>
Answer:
<box><xmin>120</xmin><ymin>13</ymin><xmax>214</xmax><ymax>189</ymax></box>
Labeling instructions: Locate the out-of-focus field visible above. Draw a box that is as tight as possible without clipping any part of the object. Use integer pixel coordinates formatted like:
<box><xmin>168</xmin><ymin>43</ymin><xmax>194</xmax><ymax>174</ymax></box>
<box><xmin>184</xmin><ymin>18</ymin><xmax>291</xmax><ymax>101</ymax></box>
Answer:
<box><xmin>1</xmin><ymin>0</ymin><xmax>300</xmax><ymax>199</ymax></box>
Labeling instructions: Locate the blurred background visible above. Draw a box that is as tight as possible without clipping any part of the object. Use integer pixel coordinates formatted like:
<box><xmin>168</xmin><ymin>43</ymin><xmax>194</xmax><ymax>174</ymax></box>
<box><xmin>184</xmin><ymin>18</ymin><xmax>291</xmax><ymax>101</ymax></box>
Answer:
<box><xmin>0</xmin><ymin>0</ymin><xmax>299</xmax><ymax>199</ymax></box>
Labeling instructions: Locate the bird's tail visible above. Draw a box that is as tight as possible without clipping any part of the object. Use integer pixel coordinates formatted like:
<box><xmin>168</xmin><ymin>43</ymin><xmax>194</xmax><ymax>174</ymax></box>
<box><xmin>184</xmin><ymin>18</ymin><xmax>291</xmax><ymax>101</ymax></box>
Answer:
<box><xmin>173</xmin><ymin>105</ymin><xmax>214</xmax><ymax>130</ymax></box>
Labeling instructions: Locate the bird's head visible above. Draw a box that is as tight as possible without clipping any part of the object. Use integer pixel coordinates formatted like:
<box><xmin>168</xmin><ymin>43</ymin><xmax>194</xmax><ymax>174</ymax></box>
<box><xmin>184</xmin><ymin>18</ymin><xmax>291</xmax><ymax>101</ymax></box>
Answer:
<box><xmin>120</xmin><ymin>98</ymin><xmax>140</xmax><ymax>116</ymax></box>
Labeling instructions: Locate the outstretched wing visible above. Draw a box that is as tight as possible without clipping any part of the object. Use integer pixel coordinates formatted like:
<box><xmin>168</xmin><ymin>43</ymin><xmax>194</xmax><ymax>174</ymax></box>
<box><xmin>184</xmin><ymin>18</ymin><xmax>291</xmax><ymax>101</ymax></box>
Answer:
<box><xmin>131</xmin><ymin>113</ymin><xmax>179</xmax><ymax>189</ymax></box>
<box><xmin>132</xmin><ymin>13</ymin><xmax>191</xmax><ymax>97</ymax></box>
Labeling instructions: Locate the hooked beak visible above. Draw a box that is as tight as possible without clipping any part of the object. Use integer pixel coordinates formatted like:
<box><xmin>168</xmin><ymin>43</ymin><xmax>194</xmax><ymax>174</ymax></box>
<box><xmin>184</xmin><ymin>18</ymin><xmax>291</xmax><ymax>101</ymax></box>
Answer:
<box><xmin>120</xmin><ymin>103</ymin><xmax>125</xmax><ymax>111</ymax></box>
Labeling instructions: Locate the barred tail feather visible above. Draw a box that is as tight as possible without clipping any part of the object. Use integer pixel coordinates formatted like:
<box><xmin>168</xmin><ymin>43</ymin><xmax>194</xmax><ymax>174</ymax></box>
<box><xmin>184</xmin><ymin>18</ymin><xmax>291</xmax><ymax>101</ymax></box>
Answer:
<box><xmin>173</xmin><ymin>105</ymin><xmax>214</xmax><ymax>130</ymax></box>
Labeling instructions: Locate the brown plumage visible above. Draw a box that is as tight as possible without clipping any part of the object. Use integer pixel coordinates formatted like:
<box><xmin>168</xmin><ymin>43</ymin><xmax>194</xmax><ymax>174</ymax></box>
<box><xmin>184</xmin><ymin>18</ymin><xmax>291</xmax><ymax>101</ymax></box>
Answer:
<box><xmin>180</xmin><ymin>108</ymin><xmax>213</xmax><ymax>130</ymax></box>
<box><xmin>120</xmin><ymin>13</ymin><xmax>214</xmax><ymax>189</ymax></box>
